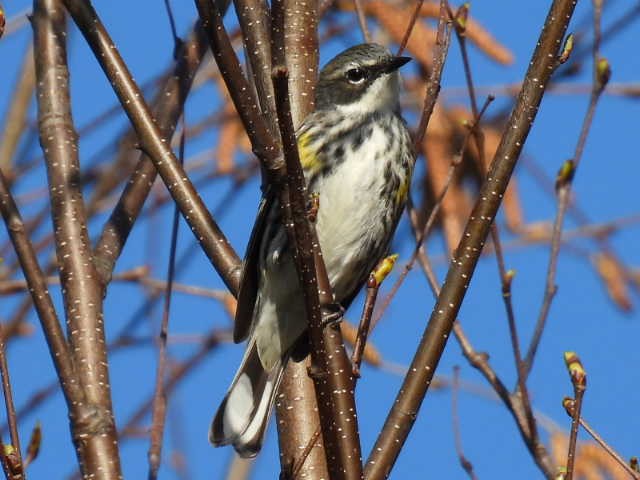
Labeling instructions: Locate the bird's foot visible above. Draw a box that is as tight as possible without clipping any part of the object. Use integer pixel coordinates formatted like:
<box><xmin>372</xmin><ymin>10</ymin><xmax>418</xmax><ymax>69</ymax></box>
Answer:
<box><xmin>320</xmin><ymin>302</ymin><xmax>344</xmax><ymax>328</ymax></box>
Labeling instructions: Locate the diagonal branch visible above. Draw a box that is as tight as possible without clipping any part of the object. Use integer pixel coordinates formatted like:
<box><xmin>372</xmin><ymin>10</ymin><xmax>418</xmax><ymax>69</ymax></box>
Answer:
<box><xmin>61</xmin><ymin>0</ymin><xmax>242</xmax><ymax>294</ymax></box>
<box><xmin>364</xmin><ymin>2</ymin><xmax>578</xmax><ymax>478</ymax></box>
<box><xmin>91</xmin><ymin>23</ymin><xmax>209</xmax><ymax>290</ymax></box>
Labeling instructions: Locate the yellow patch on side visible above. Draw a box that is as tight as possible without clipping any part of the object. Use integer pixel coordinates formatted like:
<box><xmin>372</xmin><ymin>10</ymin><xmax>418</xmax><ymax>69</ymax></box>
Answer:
<box><xmin>298</xmin><ymin>132</ymin><xmax>321</xmax><ymax>175</ymax></box>
<box><xmin>395</xmin><ymin>178</ymin><xmax>409</xmax><ymax>206</ymax></box>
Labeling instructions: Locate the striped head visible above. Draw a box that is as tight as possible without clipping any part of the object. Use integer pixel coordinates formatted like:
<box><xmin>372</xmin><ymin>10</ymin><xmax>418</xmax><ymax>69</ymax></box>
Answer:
<box><xmin>315</xmin><ymin>43</ymin><xmax>411</xmax><ymax>116</ymax></box>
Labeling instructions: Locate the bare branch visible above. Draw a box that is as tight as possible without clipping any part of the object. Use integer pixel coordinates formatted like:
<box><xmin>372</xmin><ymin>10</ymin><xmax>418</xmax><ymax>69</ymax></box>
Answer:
<box><xmin>32</xmin><ymin>0</ymin><xmax>122</xmax><ymax>477</ymax></box>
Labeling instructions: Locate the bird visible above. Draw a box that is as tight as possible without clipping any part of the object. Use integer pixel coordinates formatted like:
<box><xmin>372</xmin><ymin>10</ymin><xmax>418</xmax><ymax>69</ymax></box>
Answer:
<box><xmin>210</xmin><ymin>43</ymin><xmax>415</xmax><ymax>457</ymax></box>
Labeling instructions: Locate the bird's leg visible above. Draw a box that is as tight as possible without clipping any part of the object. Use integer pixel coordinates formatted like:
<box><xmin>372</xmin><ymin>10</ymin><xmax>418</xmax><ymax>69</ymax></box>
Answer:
<box><xmin>305</xmin><ymin>191</ymin><xmax>343</xmax><ymax>327</ymax></box>
<box><xmin>306</xmin><ymin>192</ymin><xmax>320</xmax><ymax>223</ymax></box>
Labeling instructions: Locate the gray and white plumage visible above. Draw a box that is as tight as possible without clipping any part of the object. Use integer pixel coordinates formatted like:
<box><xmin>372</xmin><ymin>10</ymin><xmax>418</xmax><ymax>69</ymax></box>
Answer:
<box><xmin>210</xmin><ymin>43</ymin><xmax>415</xmax><ymax>457</ymax></box>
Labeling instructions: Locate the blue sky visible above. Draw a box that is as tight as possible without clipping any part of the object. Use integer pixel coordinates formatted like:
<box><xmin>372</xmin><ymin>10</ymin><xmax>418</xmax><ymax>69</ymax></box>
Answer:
<box><xmin>1</xmin><ymin>1</ymin><xmax>639</xmax><ymax>479</ymax></box>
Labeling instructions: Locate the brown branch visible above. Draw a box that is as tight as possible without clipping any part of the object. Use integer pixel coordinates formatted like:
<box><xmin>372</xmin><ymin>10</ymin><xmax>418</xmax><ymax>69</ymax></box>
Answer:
<box><xmin>352</xmin><ymin>255</ymin><xmax>397</xmax><ymax>378</ymax></box>
<box><xmin>452</xmin><ymin>7</ymin><xmax>540</xmax><ymax>452</ymax></box>
<box><xmin>232</xmin><ymin>0</ymin><xmax>278</xmax><ymax>135</ymax></box>
<box><xmin>352</xmin><ymin>0</ymin><xmax>371</xmax><ymax>43</ymax></box>
<box><xmin>375</xmin><ymin>95</ymin><xmax>492</xmax><ymax>329</ymax></box>
<box><xmin>32</xmin><ymin>1</ymin><xmax>122</xmax><ymax>477</ymax></box>
<box><xmin>61</xmin><ymin>0</ymin><xmax>242</xmax><ymax>295</ymax></box>
<box><xmin>365</xmin><ymin>2</ymin><xmax>577</xmax><ymax>478</ymax></box>
<box><xmin>405</xmin><ymin>221</ymin><xmax>556</xmax><ymax>477</ymax></box>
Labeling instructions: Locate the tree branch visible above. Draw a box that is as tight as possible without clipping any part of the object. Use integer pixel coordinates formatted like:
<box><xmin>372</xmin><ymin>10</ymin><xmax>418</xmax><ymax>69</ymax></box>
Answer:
<box><xmin>32</xmin><ymin>1</ymin><xmax>122</xmax><ymax>477</ymax></box>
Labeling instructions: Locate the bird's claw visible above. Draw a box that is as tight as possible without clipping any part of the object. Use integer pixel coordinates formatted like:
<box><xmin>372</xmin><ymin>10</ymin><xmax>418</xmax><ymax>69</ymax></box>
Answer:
<box><xmin>320</xmin><ymin>302</ymin><xmax>344</xmax><ymax>328</ymax></box>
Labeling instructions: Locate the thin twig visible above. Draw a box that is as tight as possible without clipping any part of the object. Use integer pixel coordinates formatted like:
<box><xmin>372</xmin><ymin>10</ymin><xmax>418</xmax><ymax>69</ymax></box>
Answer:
<box><xmin>405</xmin><ymin>216</ymin><xmax>556</xmax><ymax>477</ymax></box>
<box><xmin>451</xmin><ymin>366</ymin><xmax>477</xmax><ymax>480</ymax></box>
<box><xmin>397</xmin><ymin>0</ymin><xmax>425</xmax><ymax>56</ymax></box>
<box><xmin>374</xmin><ymin>95</ymin><xmax>492</xmax><ymax>328</ymax></box>
<box><xmin>0</xmin><ymin>335</ymin><xmax>23</xmax><ymax>480</ymax></box>
<box><xmin>290</xmin><ymin>427</ymin><xmax>322</xmax><ymax>479</ymax></box>
<box><xmin>352</xmin><ymin>0</ymin><xmax>371</xmax><ymax>42</ymax></box>
<box><xmin>147</xmin><ymin>119</ymin><xmax>185</xmax><ymax>480</ymax></box>
<box><xmin>352</xmin><ymin>255</ymin><xmax>397</xmax><ymax>378</ymax></box>
<box><xmin>563</xmin><ymin>353</ymin><xmax>587</xmax><ymax>480</ymax></box>
<box><xmin>570</xmin><ymin>412</ymin><xmax>640</xmax><ymax>480</ymax></box>
<box><xmin>524</xmin><ymin>0</ymin><xmax>609</xmax><ymax>378</ymax></box>
<box><xmin>414</xmin><ymin>0</ymin><xmax>451</xmax><ymax>148</ymax></box>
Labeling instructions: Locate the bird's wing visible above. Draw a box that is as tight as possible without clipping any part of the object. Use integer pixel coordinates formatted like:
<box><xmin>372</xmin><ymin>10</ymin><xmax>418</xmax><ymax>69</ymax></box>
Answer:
<box><xmin>233</xmin><ymin>188</ymin><xmax>277</xmax><ymax>343</ymax></box>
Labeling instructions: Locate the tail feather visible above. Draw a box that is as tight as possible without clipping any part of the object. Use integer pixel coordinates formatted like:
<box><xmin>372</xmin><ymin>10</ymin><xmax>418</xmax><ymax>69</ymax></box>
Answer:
<box><xmin>210</xmin><ymin>338</ymin><xmax>286</xmax><ymax>457</ymax></box>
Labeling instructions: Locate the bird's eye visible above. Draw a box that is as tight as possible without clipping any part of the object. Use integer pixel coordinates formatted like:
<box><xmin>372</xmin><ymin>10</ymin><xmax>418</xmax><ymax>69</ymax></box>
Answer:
<box><xmin>345</xmin><ymin>68</ymin><xmax>367</xmax><ymax>84</ymax></box>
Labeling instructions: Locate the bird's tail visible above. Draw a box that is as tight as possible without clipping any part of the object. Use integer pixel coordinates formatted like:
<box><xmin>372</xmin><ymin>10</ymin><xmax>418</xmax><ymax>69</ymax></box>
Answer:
<box><xmin>209</xmin><ymin>337</ymin><xmax>286</xmax><ymax>457</ymax></box>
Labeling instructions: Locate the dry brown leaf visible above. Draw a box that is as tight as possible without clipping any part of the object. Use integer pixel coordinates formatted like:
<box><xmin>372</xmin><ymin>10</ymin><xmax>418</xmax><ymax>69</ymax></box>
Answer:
<box><xmin>592</xmin><ymin>253</ymin><xmax>632</xmax><ymax>312</ymax></box>
<box><xmin>519</xmin><ymin>221</ymin><xmax>553</xmax><ymax>243</ymax></box>
<box><xmin>366</xmin><ymin>0</ymin><xmax>436</xmax><ymax>69</ymax></box>
<box><xmin>217</xmin><ymin>106</ymin><xmax>241</xmax><ymax>175</ymax></box>
<box><xmin>550</xmin><ymin>431</ymin><xmax>631</xmax><ymax>480</ymax></box>
<box><xmin>447</xmin><ymin>105</ymin><xmax>525</xmax><ymax>232</ymax></box>
<box><xmin>222</xmin><ymin>293</ymin><xmax>238</xmax><ymax>319</ymax></box>
<box><xmin>336</xmin><ymin>0</ymin><xmax>513</xmax><ymax>65</ymax></box>
<box><xmin>419</xmin><ymin>3</ymin><xmax>514</xmax><ymax>65</ymax></box>
<box><xmin>422</xmin><ymin>104</ymin><xmax>468</xmax><ymax>252</ymax></box>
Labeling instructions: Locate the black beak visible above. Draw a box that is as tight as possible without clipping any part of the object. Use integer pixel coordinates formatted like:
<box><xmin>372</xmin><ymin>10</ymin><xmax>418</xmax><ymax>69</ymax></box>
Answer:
<box><xmin>386</xmin><ymin>56</ymin><xmax>412</xmax><ymax>73</ymax></box>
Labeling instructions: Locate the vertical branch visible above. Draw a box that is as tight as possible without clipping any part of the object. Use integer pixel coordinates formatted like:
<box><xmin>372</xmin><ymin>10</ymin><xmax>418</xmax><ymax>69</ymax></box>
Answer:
<box><xmin>194</xmin><ymin>0</ymin><xmax>280</xmax><ymax>169</ymax></box>
<box><xmin>31</xmin><ymin>1</ymin><xmax>122</xmax><ymax>478</ymax></box>
<box><xmin>273</xmin><ymin>66</ymin><xmax>363</xmax><ymax>479</ymax></box>
<box><xmin>563</xmin><ymin>352</ymin><xmax>587</xmax><ymax>480</ymax></box>
<box><xmin>365</xmin><ymin>2</ymin><xmax>577</xmax><ymax>478</ymax></box>
<box><xmin>0</xmin><ymin>335</ymin><xmax>23</xmax><ymax>480</ymax></box>
<box><xmin>270</xmin><ymin>0</ymin><xmax>330</xmax><ymax>477</ymax></box>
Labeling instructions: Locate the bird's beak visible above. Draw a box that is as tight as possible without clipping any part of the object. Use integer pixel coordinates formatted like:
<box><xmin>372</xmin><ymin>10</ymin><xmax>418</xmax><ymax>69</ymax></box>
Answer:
<box><xmin>386</xmin><ymin>56</ymin><xmax>412</xmax><ymax>73</ymax></box>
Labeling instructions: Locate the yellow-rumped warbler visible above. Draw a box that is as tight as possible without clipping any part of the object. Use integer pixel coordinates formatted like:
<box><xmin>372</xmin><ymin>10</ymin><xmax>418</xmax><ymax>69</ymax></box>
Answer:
<box><xmin>210</xmin><ymin>43</ymin><xmax>415</xmax><ymax>457</ymax></box>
